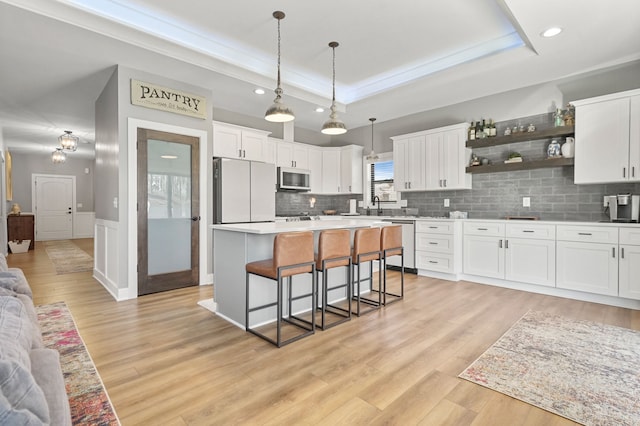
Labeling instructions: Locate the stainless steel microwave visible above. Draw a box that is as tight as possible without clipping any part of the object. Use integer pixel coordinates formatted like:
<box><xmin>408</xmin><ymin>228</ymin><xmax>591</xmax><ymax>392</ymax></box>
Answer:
<box><xmin>277</xmin><ymin>167</ymin><xmax>311</xmax><ymax>191</ymax></box>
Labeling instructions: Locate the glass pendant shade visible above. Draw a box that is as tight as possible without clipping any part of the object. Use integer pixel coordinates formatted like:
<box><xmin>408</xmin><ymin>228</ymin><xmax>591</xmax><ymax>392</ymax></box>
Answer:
<box><xmin>265</xmin><ymin>11</ymin><xmax>294</xmax><ymax>123</ymax></box>
<box><xmin>321</xmin><ymin>41</ymin><xmax>347</xmax><ymax>135</ymax></box>
<box><xmin>52</xmin><ymin>148</ymin><xmax>66</xmax><ymax>164</ymax></box>
<box><xmin>58</xmin><ymin>130</ymin><xmax>78</xmax><ymax>152</ymax></box>
<box><xmin>366</xmin><ymin>117</ymin><xmax>379</xmax><ymax>160</ymax></box>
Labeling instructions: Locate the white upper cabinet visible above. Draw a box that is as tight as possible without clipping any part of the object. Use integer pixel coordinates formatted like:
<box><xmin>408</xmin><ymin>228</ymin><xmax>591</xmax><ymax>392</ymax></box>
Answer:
<box><xmin>307</xmin><ymin>146</ymin><xmax>323</xmax><ymax>193</ymax></box>
<box><xmin>340</xmin><ymin>145</ymin><xmax>363</xmax><ymax>194</ymax></box>
<box><xmin>393</xmin><ymin>123</ymin><xmax>471</xmax><ymax>191</ymax></box>
<box><xmin>393</xmin><ymin>136</ymin><xmax>426</xmax><ymax>191</ymax></box>
<box><xmin>322</xmin><ymin>149</ymin><xmax>340</xmax><ymax>193</ymax></box>
<box><xmin>212</xmin><ymin>122</ymin><xmax>270</xmax><ymax>162</ymax></box>
<box><xmin>276</xmin><ymin>140</ymin><xmax>309</xmax><ymax>169</ymax></box>
<box><xmin>574</xmin><ymin>89</ymin><xmax>640</xmax><ymax>184</ymax></box>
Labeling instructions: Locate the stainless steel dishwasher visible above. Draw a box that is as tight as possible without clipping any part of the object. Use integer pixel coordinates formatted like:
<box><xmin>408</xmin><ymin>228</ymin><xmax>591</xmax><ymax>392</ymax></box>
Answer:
<box><xmin>382</xmin><ymin>219</ymin><xmax>415</xmax><ymax>270</ymax></box>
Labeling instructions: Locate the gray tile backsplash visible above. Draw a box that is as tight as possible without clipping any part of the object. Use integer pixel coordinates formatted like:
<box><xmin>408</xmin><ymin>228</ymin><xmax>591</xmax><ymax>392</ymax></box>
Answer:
<box><xmin>276</xmin><ymin>192</ymin><xmax>358</xmax><ymax>216</ymax></box>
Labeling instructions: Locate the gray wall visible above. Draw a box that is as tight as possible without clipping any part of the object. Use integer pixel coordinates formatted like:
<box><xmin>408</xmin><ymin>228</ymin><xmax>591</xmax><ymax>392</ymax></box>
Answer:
<box><xmin>7</xmin><ymin>152</ymin><xmax>95</xmax><ymax>213</ymax></box>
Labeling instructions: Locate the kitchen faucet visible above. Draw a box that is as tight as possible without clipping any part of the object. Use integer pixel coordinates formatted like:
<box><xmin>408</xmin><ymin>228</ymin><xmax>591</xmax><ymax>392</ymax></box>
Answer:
<box><xmin>373</xmin><ymin>196</ymin><xmax>382</xmax><ymax>215</ymax></box>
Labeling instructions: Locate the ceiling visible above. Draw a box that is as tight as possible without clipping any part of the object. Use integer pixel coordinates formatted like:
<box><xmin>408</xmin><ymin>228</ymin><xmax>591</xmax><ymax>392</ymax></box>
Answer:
<box><xmin>1</xmin><ymin>0</ymin><xmax>639</xmax><ymax>159</ymax></box>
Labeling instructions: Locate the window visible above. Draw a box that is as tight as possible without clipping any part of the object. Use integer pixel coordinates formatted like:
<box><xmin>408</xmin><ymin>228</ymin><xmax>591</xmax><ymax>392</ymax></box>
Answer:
<box><xmin>370</xmin><ymin>160</ymin><xmax>397</xmax><ymax>202</ymax></box>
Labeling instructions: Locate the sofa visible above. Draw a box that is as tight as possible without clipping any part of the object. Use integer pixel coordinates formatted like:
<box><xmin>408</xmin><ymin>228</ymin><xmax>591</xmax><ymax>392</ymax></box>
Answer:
<box><xmin>0</xmin><ymin>253</ymin><xmax>71</xmax><ymax>425</ymax></box>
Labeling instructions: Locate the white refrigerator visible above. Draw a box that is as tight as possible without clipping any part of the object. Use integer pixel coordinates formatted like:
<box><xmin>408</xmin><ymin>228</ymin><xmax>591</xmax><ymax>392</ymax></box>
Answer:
<box><xmin>213</xmin><ymin>158</ymin><xmax>275</xmax><ymax>223</ymax></box>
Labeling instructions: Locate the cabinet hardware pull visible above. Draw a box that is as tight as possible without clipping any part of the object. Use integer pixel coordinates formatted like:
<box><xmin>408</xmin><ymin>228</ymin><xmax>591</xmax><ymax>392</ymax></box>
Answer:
<box><xmin>408</xmin><ymin>182</ymin><xmax>411</xmax><ymax>189</ymax></box>
<box><xmin>428</xmin><ymin>226</ymin><xmax>438</xmax><ymax>229</ymax></box>
<box><xmin>622</xmin><ymin>247</ymin><xmax>625</xmax><ymax>259</ymax></box>
<box><xmin>623</xmin><ymin>167</ymin><xmax>626</xmax><ymax>178</ymax></box>
<box><xmin>499</xmin><ymin>239</ymin><xmax>503</xmax><ymax>248</ymax></box>
<box><xmin>578</xmin><ymin>232</ymin><xmax>592</xmax><ymax>236</ymax></box>
<box><xmin>612</xmin><ymin>247</ymin><xmax>615</xmax><ymax>258</ymax></box>
<box><xmin>505</xmin><ymin>240</ymin><xmax>509</xmax><ymax>249</ymax></box>
<box><xmin>633</xmin><ymin>167</ymin><xmax>636</xmax><ymax>178</ymax></box>
<box><xmin>243</xmin><ymin>150</ymin><xmax>246</xmax><ymax>158</ymax></box>
<box><xmin>429</xmin><ymin>261</ymin><xmax>438</xmax><ymax>264</ymax></box>
<box><xmin>429</xmin><ymin>242</ymin><xmax>438</xmax><ymax>245</ymax></box>
<box><xmin>478</xmin><ymin>228</ymin><xmax>488</xmax><ymax>231</ymax></box>
<box><xmin>523</xmin><ymin>230</ymin><xmax>534</xmax><ymax>233</ymax></box>
<box><xmin>238</xmin><ymin>149</ymin><xmax>242</xmax><ymax>157</ymax></box>
<box><xmin>443</xmin><ymin>179</ymin><xmax>447</xmax><ymax>187</ymax></box>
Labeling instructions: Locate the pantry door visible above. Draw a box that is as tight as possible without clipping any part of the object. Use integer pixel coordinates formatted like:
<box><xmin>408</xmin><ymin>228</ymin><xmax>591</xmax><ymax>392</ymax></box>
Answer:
<box><xmin>137</xmin><ymin>128</ymin><xmax>200</xmax><ymax>296</ymax></box>
<box><xmin>33</xmin><ymin>175</ymin><xmax>74</xmax><ymax>240</ymax></box>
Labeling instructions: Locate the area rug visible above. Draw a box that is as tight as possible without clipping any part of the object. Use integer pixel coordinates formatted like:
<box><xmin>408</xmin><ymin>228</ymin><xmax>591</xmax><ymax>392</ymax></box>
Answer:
<box><xmin>43</xmin><ymin>240</ymin><xmax>93</xmax><ymax>274</ymax></box>
<box><xmin>459</xmin><ymin>310</ymin><xmax>640</xmax><ymax>425</ymax></box>
<box><xmin>37</xmin><ymin>301</ymin><xmax>119</xmax><ymax>425</ymax></box>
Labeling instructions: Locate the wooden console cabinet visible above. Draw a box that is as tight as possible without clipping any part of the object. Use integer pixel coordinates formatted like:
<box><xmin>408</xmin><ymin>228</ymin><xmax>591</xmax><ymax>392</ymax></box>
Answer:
<box><xmin>7</xmin><ymin>214</ymin><xmax>35</xmax><ymax>250</ymax></box>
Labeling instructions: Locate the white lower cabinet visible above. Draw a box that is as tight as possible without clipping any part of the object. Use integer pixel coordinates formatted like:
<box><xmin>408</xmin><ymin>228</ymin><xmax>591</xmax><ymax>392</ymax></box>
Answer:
<box><xmin>415</xmin><ymin>220</ymin><xmax>459</xmax><ymax>274</ymax></box>
<box><xmin>556</xmin><ymin>225</ymin><xmax>619</xmax><ymax>296</ymax></box>
<box><xmin>463</xmin><ymin>222</ymin><xmax>555</xmax><ymax>287</ymax></box>
<box><xmin>619</xmin><ymin>227</ymin><xmax>640</xmax><ymax>300</ymax></box>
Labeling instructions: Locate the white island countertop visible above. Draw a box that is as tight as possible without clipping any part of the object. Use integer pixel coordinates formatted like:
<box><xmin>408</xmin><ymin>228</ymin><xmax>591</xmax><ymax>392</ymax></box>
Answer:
<box><xmin>211</xmin><ymin>219</ymin><xmax>388</xmax><ymax>234</ymax></box>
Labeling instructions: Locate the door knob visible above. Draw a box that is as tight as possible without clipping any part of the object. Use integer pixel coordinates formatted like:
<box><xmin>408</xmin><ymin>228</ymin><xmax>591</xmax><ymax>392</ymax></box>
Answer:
<box><xmin>191</xmin><ymin>216</ymin><xmax>201</xmax><ymax>221</ymax></box>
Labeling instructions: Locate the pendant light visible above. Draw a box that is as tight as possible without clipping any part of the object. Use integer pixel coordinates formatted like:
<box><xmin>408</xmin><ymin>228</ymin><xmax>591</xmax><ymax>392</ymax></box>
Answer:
<box><xmin>58</xmin><ymin>130</ymin><xmax>78</xmax><ymax>152</ymax></box>
<box><xmin>366</xmin><ymin>118</ymin><xmax>379</xmax><ymax>160</ymax></box>
<box><xmin>265</xmin><ymin>11</ymin><xmax>295</xmax><ymax>123</ymax></box>
<box><xmin>52</xmin><ymin>147</ymin><xmax>66</xmax><ymax>164</ymax></box>
<box><xmin>321</xmin><ymin>41</ymin><xmax>347</xmax><ymax>135</ymax></box>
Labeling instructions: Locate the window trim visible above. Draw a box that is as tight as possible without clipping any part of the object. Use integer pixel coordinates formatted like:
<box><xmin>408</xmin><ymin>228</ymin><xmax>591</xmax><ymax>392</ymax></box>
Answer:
<box><xmin>362</xmin><ymin>151</ymin><xmax>405</xmax><ymax>210</ymax></box>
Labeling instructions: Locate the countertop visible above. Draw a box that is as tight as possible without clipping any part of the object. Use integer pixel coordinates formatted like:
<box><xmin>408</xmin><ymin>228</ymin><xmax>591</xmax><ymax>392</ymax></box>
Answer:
<box><xmin>211</xmin><ymin>219</ymin><xmax>388</xmax><ymax>234</ymax></box>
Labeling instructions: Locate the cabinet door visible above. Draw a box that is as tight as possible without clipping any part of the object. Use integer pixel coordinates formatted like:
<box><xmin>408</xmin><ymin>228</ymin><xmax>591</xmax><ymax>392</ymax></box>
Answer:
<box><xmin>407</xmin><ymin>136</ymin><xmax>425</xmax><ymax>190</ymax></box>
<box><xmin>262</xmin><ymin>138</ymin><xmax>277</xmax><ymax>165</ymax></box>
<box><xmin>292</xmin><ymin>144</ymin><xmax>309</xmax><ymax>169</ymax></box>
<box><xmin>629</xmin><ymin>95</ymin><xmax>640</xmax><ymax>181</ymax></box>
<box><xmin>276</xmin><ymin>142</ymin><xmax>294</xmax><ymax>168</ymax></box>
<box><xmin>322</xmin><ymin>150</ymin><xmax>340</xmax><ymax>193</ymax></box>
<box><xmin>307</xmin><ymin>147</ymin><xmax>323</xmax><ymax>193</ymax></box>
<box><xmin>556</xmin><ymin>241</ymin><xmax>618</xmax><ymax>296</ymax></box>
<box><xmin>463</xmin><ymin>235</ymin><xmax>504</xmax><ymax>279</ymax></box>
<box><xmin>619</xmin><ymin>244</ymin><xmax>640</xmax><ymax>300</ymax></box>
<box><xmin>340</xmin><ymin>146</ymin><xmax>363</xmax><ymax>193</ymax></box>
<box><xmin>441</xmin><ymin>128</ymin><xmax>470</xmax><ymax>189</ymax></box>
<box><xmin>241</xmin><ymin>130</ymin><xmax>267</xmax><ymax>162</ymax></box>
<box><xmin>213</xmin><ymin>125</ymin><xmax>242</xmax><ymax>158</ymax></box>
<box><xmin>574</xmin><ymin>98</ymin><xmax>630</xmax><ymax>183</ymax></box>
<box><xmin>505</xmin><ymin>238</ymin><xmax>555</xmax><ymax>287</ymax></box>
<box><xmin>424</xmin><ymin>134</ymin><xmax>441</xmax><ymax>190</ymax></box>
<box><xmin>393</xmin><ymin>139</ymin><xmax>408</xmax><ymax>190</ymax></box>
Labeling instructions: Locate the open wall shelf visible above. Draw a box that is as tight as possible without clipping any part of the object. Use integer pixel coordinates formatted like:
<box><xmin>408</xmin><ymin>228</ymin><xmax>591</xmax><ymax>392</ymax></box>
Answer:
<box><xmin>466</xmin><ymin>157</ymin><xmax>574</xmax><ymax>174</ymax></box>
<box><xmin>466</xmin><ymin>126</ymin><xmax>575</xmax><ymax>149</ymax></box>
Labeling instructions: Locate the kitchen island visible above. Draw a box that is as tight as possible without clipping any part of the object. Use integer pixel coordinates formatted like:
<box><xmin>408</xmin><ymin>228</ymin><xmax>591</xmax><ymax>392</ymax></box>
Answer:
<box><xmin>211</xmin><ymin>219</ymin><xmax>388</xmax><ymax>328</ymax></box>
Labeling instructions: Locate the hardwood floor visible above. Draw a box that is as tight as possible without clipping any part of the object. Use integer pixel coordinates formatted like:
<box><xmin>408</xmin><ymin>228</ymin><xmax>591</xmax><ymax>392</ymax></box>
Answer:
<box><xmin>9</xmin><ymin>239</ymin><xmax>640</xmax><ymax>425</ymax></box>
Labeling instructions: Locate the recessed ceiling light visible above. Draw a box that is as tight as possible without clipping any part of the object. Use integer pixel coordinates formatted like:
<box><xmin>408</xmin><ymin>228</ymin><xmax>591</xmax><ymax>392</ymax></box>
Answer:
<box><xmin>541</xmin><ymin>27</ymin><xmax>563</xmax><ymax>38</ymax></box>
<box><xmin>254</xmin><ymin>88</ymin><xmax>265</xmax><ymax>95</ymax></box>
<box><xmin>315</xmin><ymin>107</ymin><xmax>325</xmax><ymax>113</ymax></box>
<box><xmin>161</xmin><ymin>155</ymin><xmax>178</xmax><ymax>159</ymax></box>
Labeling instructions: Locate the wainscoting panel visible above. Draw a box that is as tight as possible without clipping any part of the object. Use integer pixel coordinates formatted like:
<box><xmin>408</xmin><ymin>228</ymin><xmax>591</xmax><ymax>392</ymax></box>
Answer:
<box><xmin>74</xmin><ymin>212</ymin><xmax>95</xmax><ymax>238</ymax></box>
<box><xmin>94</xmin><ymin>219</ymin><xmax>124</xmax><ymax>300</ymax></box>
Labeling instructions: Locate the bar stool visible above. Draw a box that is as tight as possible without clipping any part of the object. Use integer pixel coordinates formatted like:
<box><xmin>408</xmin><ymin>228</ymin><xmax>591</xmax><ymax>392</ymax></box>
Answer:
<box><xmin>380</xmin><ymin>225</ymin><xmax>404</xmax><ymax>305</ymax></box>
<box><xmin>351</xmin><ymin>227</ymin><xmax>382</xmax><ymax>316</ymax></box>
<box><xmin>315</xmin><ymin>229</ymin><xmax>352</xmax><ymax>329</ymax></box>
<box><xmin>245</xmin><ymin>231</ymin><xmax>316</xmax><ymax>347</ymax></box>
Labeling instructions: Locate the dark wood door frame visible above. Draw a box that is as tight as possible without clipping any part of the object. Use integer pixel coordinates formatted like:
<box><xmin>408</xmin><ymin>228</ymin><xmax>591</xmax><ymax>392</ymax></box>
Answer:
<box><xmin>137</xmin><ymin>128</ymin><xmax>200</xmax><ymax>296</ymax></box>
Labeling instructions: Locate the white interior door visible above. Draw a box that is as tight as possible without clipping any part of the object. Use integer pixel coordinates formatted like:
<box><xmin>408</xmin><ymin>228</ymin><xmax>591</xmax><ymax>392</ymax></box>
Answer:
<box><xmin>34</xmin><ymin>175</ymin><xmax>74</xmax><ymax>240</ymax></box>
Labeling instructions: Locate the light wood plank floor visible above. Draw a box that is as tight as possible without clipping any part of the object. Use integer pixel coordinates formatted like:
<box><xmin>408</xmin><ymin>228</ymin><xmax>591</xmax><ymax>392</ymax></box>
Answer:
<box><xmin>8</xmin><ymin>239</ymin><xmax>640</xmax><ymax>425</ymax></box>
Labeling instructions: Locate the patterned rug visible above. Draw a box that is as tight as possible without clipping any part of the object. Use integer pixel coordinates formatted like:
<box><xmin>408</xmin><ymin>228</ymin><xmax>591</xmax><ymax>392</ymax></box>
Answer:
<box><xmin>36</xmin><ymin>301</ymin><xmax>119</xmax><ymax>425</ymax></box>
<box><xmin>43</xmin><ymin>240</ymin><xmax>94</xmax><ymax>274</ymax></box>
<box><xmin>459</xmin><ymin>310</ymin><xmax>640</xmax><ymax>425</ymax></box>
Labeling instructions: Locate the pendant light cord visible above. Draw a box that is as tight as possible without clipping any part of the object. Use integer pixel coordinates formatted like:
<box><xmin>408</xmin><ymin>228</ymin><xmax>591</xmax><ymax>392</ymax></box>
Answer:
<box><xmin>276</xmin><ymin>16</ymin><xmax>282</xmax><ymax>89</ymax></box>
<box><xmin>331</xmin><ymin>44</ymin><xmax>336</xmax><ymax>102</ymax></box>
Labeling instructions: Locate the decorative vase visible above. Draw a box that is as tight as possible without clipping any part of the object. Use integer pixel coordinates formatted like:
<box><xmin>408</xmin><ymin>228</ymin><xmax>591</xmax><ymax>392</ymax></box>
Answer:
<box><xmin>561</xmin><ymin>137</ymin><xmax>575</xmax><ymax>158</ymax></box>
<box><xmin>547</xmin><ymin>139</ymin><xmax>562</xmax><ymax>158</ymax></box>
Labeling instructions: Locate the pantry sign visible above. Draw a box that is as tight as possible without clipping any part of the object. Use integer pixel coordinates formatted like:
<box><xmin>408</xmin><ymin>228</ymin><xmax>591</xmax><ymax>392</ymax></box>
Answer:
<box><xmin>131</xmin><ymin>79</ymin><xmax>207</xmax><ymax>119</ymax></box>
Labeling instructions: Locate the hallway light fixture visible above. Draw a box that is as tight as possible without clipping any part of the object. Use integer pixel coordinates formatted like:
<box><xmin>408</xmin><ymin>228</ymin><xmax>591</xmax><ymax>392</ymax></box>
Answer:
<box><xmin>52</xmin><ymin>147</ymin><xmax>66</xmax><ymax>164</ymax></box>
<box><xmin>366</xmin><ymin>118</ymin><xmax>379</xmax><ymax>160</ymax></box>
<box><xmin>264</xmin><ymin>11</ymin><xmax>295</xmax><ymax>123</ymax></box>
<box><xmin>321</xmin><ymin>41</ymin><xmax>347</xmax><ymax>135</ymax></box>
<box><xmin>58</xmin><ymin>130</ymin><xmax>78</xmax><ymax>152</ymax></box>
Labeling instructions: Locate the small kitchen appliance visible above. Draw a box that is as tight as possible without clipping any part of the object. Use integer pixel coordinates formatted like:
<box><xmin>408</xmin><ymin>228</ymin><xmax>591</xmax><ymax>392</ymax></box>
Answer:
<box><xmin>604</xmin><ymin>194</ymin><xmax>640</xmax><ymax>223</ymax></box>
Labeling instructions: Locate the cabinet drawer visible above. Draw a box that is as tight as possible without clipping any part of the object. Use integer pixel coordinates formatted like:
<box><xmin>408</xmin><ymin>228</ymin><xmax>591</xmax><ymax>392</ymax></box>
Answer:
<box><xmin>416</xmin><ymin>220</ymin><xmax>453</xmax><ymax>234</ymax></box>
<box><xmin>556</xmin><ymin>226</ymin><xmax>618</xmax><ymax>244</ymax></box>
<box><xmin>415</xmin><ymin>252</ymin><xmax>453</xmax><ymax>273</ymax></box>
<box><xmin>463</xmin><ymin>221</ymin><xmax>505</xmax><ymax>237</ymax></box>
<box><xmin>416</xmin><ymin>234</ymin><xmax>453</xmax><ymax>253</ymax></box>
<box><xmin>506</xmin><ymin>223</ymin><xmax>555</xmax><ymax>240</ymax></box>
<box><xmin>620</xmin><ymin>227</ymin><xmax>640</xmax><ymax>245</ymax></box>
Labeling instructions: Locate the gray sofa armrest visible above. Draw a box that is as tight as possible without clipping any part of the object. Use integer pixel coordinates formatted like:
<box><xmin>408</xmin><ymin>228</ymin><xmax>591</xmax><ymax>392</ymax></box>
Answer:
<box><xmin>30</xmin><ymin>349</ymin><xmax>72</xmax><ymax>426</ymax></box>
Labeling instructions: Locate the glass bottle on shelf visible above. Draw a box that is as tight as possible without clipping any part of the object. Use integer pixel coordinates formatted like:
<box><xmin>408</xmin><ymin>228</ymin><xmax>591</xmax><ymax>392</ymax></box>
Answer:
<box><xmin>483</xmin><ymin>119</ymin><xmax>490</xmax><ymax>138</ymax></box>
<box><xmin>489</xmin><ymin>119</ymin><xmax>497</xmax><ymax>137</ymax></box>
<box><xmin>469</xmin><ymin>121</ymin><xmax>476</xmax><ymax>140</ymax></box>
<box><xmin>554</xmin><ymin>108</ymin><xmax>564</xmax><ymax>127</ymax></box>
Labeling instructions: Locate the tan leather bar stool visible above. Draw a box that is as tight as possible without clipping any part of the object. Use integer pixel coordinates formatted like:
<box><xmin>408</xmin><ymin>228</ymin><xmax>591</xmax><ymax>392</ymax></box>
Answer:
<box><xmin>380</xmin><ymin>225</ymin><xmax>404</xmax><ymax>305</ymax></box>
<box><xmin>315</xmin><ymin>229</ymin><xmax>352</xmax><ymax>329</ymax></box>
<box><xmin>351</xmin><ymin>227</ymin><xmax>382</xmax><ymax>316</ymax></box>
<box><xmin>245</xmin><ymin>231</ymin><xmax>316</xmax><ymax>347</ymax></box>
